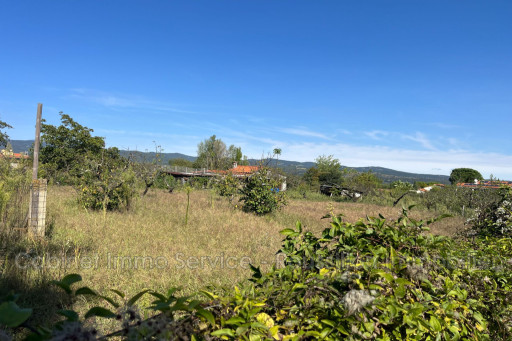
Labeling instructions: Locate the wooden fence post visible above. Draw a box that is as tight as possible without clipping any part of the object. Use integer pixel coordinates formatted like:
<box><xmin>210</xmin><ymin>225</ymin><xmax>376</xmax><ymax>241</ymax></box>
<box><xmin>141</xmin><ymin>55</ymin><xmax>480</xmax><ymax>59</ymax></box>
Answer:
<box><xmin>28</xmin><ymin>103</ymin><xmax>46</xmax><ymax>237</ymax></box>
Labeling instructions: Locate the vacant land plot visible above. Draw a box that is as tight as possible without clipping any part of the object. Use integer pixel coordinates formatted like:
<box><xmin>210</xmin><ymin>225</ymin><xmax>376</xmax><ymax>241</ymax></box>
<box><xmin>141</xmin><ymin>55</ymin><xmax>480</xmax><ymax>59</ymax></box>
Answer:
<box><xmin>3</xmin><ymin>186</ymin><xmax>465</xmax><ymax>329</ymax></box>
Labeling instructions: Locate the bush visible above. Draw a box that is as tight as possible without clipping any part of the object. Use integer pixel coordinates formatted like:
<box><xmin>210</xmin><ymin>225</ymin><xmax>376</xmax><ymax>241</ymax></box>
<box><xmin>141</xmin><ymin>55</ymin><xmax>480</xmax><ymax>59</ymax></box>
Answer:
<box><xmin>469</xmin><ymin>187</ymin><xmax>512</xmax><ymax>237</ymax></box>
<box><xmin>216</xmin><ymin>173</ymin><xmax>240</xmax><ymax>203</ymax></box>
<box><xmin>240</xmin><ymin>167</ymin><xmax>286</xmax><ymax>215</ymax></box>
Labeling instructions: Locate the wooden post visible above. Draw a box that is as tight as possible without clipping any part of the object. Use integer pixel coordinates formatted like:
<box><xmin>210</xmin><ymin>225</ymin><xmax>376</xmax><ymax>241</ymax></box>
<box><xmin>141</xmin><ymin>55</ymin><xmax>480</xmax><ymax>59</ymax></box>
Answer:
<box><xmin>28</xmin><ymin>103</ymin><xmax>46</xmax><ymax>237</ymax></box>
<box><xmin>32</xmin><ymin>103</ymin><xmax>42</xmax><ymax>180</ymax></box>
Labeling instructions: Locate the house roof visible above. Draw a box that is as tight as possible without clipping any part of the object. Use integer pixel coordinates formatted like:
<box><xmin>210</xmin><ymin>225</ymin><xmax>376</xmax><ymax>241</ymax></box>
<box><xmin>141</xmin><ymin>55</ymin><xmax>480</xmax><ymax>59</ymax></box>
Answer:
<box><xmin>209</xmin><ymin>165</ymin><xmax>260</xmax><ymax>175</ymax></box>
<box><xmin>0</xmin><ymin>151</ymin><xmax>29</xmax><ymax>159</ymax></box>
<box><xmin>457</xmin><ymin>180</ymin><xmax>512</xmax><ymax>189</ymax></box>
<box><xmin>231</xmin><ymin>165</ymin><xmax>260</xmax><ymax>175</ymax></box>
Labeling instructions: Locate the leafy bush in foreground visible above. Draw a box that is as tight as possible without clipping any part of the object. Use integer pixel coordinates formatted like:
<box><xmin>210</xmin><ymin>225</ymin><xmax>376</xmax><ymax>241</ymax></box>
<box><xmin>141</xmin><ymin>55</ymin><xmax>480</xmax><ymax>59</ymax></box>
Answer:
<box><xmin>468</xmin><ymin>187</ymin><xmax>512</xmax><ymax>237</ymax></box>
<box><xmin>3</xmin><ymin>209</ymin><xmax>512</xmax><ymax>340</ymax></box>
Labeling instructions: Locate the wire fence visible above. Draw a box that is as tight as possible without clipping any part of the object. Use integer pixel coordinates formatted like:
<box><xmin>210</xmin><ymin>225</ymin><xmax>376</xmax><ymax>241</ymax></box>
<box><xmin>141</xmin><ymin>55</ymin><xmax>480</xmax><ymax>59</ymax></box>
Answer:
<box><xmin>0</xmin><ymin>180</ymin><xmax>31</xmax><ymax>230</ymax></box>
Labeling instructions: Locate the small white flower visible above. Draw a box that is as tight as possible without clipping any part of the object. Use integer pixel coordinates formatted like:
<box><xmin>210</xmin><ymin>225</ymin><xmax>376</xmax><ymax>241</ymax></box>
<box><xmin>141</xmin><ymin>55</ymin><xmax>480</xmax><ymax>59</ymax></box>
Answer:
<box><xmin>342</xmin><ymin>290</ymin><xmax>375</xmax><ymax>315</ymax></box>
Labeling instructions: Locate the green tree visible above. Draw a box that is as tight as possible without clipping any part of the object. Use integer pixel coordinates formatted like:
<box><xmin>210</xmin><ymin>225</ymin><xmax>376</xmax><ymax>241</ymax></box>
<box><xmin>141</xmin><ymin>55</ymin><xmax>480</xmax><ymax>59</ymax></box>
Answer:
<box><xmin>195</xmin><ymin>135</ymin><xmax>227</xmax><ymax>169</ymax></box>
<box><xmin>308</xmin><ymin>155</ymin><xmax>343</xmax><ymax>185</ymax></box>
<box><xmin>347</xmin><ymin>171</ymin><xmax>382</xmax><ymax>194</ymax></box>
<box><xmin>78</xmin><ymin>147</ymin><xmax>136</xmax><ymax>217</ymax></box>
<box><xmin>194</xmin><ymin>135</ymin><xmax>244</xmax><ymax>170</ymax></box>
<box><xmin>449</xmin><ymin>168</ymin><xmax>483</xmax><ymax>184</ymax></box>
<box><xmin>303</xmin><ymin>167</ymin><xmax>320</xmax><ymax>188</ymax></box>
<box><xmin>0</xmin><ymin>119</ymin><xmax>12</xmax><ymax>148</ymax></box>
<box><xmin>227</xmin><ymin>145</ymin><xmax>243</xmax><ymax>165</ymax></box>
<box><xmin>40</xmin><ymin>113</ymin><xmax>105</xmax><ymax>182</ymax></box>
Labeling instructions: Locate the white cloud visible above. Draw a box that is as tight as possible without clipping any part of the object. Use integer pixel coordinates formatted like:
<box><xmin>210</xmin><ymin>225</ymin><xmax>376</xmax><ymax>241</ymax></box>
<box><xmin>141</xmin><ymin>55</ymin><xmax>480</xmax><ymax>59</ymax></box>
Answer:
<box><xmin>67</xmin><ymin>89</ymin><xmax>200</xmax><ymax>114</ymax></box>
<box><xmin>278</xmin><ymin>142</ymin><xmax>512</xmax><ymax>180</ymax></box>
<box><xmin>401</xmin><ymin>132</ymin><xmax>436</xmax><ymax>150</ymax></box>
<box><xmin>279</xmin><ymin>127</ymin><xmax>330</xmax><ymax>140</ymax></box>
<box><xmin>364</xmin><ymin>130</ymin><xmax>389</xmax><ymax>140</ymax></box>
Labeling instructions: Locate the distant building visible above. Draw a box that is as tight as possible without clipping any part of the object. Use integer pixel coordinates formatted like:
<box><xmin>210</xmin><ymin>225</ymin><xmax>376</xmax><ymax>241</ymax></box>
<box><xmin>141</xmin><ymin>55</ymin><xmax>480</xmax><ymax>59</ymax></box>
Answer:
<box><xmin>416</xmin><ymin>184</ymin><xmax>445</xmax><ymax>194</ymax></box>
<box><xmin>212</xmin><ymin>162</ymin><xmax>286</xmax><ymax>191</ymax></box>
<box><xmin>456</xmin><ymin>180</ymin><xmax>512</xmax><ymax>189</ymax></box>
<box><xmin>0</xmin><ymin>148</ymin><xmax>29</xmax><ymax>168</ymax></box>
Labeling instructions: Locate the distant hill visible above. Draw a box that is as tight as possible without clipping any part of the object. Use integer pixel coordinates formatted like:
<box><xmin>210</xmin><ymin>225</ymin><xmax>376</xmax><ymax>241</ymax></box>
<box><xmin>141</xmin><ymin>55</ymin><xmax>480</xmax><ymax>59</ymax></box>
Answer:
<box><xmin>9</xmin><ymin>140</ymin><xmax>33</xmax><ymax>153</ymax></box>
<box><xmin>119</xmin><ymin>150</ymin><xmax>196</xmax><ymax>164</ymax></box>
<box><xmin>265</xmin><ymin>160</ymin><xmax>449</xmax><ymax>184</ymax></box>
<box><xmin>9</xmin><ymin>140</ymin><xmax>450</xmax><ymax>184</ymax></box>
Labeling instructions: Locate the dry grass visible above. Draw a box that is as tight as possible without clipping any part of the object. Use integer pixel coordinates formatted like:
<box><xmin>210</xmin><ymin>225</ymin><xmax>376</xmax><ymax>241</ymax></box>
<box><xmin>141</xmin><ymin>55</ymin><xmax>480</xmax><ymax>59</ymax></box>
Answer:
<box><xmin>45</xmin><ymin>187</ymin><xmax>463</xmax><ymax>294</ymax></box>
<box><xmin>4</xmin><ymin>186</ymin><xmax>465</xmax><ymax>332</ymax></box>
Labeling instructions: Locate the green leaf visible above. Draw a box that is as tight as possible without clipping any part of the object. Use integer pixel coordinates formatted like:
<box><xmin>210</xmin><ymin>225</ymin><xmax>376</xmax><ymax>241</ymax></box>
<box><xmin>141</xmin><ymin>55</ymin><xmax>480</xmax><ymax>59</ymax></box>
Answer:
<box><xmin>51</xmin><ymin>281</ymin><xmax>71</xmax><ymax>294</ymax></box>
<box><xmin>196</xmin><ymin>308</ymin><xmax>216</xmax><ymax>326</ymax></box>
<box><xmin>51</xmin><ymin>274</ymin><xmax>83</xmax><ymax>294</ymax></box>
<box><xmin>429</xmin><ymin>316</ymin><xmax>442</xmax><ymax>332</ymax></box>
<box><xmin>57</xmin><ymin>310</ymin><xmax>79</xmax><ymax>321</ymax></box>
<box><xmin>98</xmin><ymin>295</ymin><xmax>120</xmax><ymax>308</ymax></box>
<box><xmin>225</xmin><ymin>316</ymin><xmax>246</xmax><ymax>325</ymax></box>
<box><xmin>296</xmin><ymin>221</ymin><xmax>302</xmax><ymax>233</ymax></box>
<box><xmin>395</xmin><ymin>284</ymin><xmax>406</xmax><ymax>298</ymax></box>
<box><xmin>249</xmin><ymin>264</ymin><xmax>262</xmax><ymax>279</ymax></box>
<box><xmin>61</xmin><ymin>273</ymin><xmax>83</xmax><ymax>287</ymax></box>
<box><xmin>75</xmin><ymin>287</ymin><xmax>97</xmax><ymax>296</ymax></box>
<box><xmin>375</xmin><ymin>270</ymin><xmax>394</xmax><ymax>283</ymax></box>
<box><xmin>321</xmin><ymin>319</ymin><xmax>336</xmax><ymax>327</ymax></box>
<box><xmin>127</xmin><ymin>289</ymin><xmax>150</xmax><ymax>306</ymax></box>
<box><xmin>279</xmin><ymin>228</ymin><xmax>297</xmax><ymax>236</ymax></box>
<box><xmin>395</xmin><ymin>278</ymin><xmax>413</xmax><ymax>286</ymax></box>
<box><xmin>149</xmin><ymin>291</ymin><xmax>167</xmax><ymax>301</ymax></box>
<box><xmin>110</xmin><ymin>289</ymin><xmax>125</xmax><ymax>299</ymax></box>
<box><xmin>211</xmin><ymin>328</ymin><xmax>236</xmax><ymax>337</ymax></box>
<box><xmin>84</xmin><ymin>307</ymin><xmax>116</xmax><ymax>319</ymax></box>
<box><xmin>0</xmin><ymin>301</ymin><xmax>32</xmax><ymax>327</ymax></box>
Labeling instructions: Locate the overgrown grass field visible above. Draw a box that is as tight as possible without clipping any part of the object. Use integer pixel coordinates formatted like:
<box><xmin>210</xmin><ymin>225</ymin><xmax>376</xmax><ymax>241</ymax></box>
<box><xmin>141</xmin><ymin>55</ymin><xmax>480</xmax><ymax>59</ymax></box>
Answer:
<box><xmin>1</xmin><ymin>185</ymin><xmax>465</xmax><ymax>333</ymax></box>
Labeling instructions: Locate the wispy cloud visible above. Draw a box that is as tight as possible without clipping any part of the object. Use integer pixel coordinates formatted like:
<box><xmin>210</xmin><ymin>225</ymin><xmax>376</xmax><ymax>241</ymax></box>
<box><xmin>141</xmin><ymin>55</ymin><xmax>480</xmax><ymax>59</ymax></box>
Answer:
<box><xmin>67</xmin><ymin>88</ymin><xmax>200</xmax><ymax>114</ymax></box>
<box><xmin>401</xmin><ymin>132</ymin><xmax>436</xmax><ymax>150</ymax></box>
<box><xmin>427</xmin><ymin>122</ymin><xmax>463</xmax><ymax>129</ymax></box>
<box><xmin>279</xmin><ymin>127</ymin><xmax>330</xmax><ymax>140</ymax></box>
<box><xmin>365</xmin><ymin>130</ymin><xmax>389</xmax><ymax>140</ymax></box>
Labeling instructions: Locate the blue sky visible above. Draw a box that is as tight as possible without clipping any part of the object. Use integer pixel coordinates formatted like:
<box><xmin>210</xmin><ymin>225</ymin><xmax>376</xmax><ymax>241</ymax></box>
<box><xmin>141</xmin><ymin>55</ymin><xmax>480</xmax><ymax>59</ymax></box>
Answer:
<box><xmin>1</xmin><ymin>1</ymin><xmax>512</xmax><ymax>179</ymax></box>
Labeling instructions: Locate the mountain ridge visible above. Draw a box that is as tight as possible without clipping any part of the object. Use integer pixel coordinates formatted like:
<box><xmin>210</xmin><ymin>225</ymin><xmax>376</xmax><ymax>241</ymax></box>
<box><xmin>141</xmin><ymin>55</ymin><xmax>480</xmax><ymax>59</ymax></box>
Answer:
<box><xmin>8</xmin><ymin>139</ymin><xmax>450</xmax><ymax>184</ymax></box>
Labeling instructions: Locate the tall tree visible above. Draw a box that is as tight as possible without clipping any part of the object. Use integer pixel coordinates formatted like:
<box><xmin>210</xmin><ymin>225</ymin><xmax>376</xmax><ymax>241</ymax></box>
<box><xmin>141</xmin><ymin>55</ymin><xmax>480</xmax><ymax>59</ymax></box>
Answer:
<box><xmin>449</xmin><ymin>168</ymin><xmax>483</xmax><ymax>184</ymax></box>
<box><xmin>40</xmin><ymin>112</ymin><xmax>105</xmax><ymax>182</ymax></box>
<box><xmin>315</xmin><ymin>155</ymin><xmax>343</xmax><ymax>185</ymax></box>
<box><xmin>195</xmin><ymin>135</ymin><xmax>227</xmax><ymax>170</ymax></box>
<box><xmin>227</xmin><ymin>145</ymin><xmax>243</xmax><ymax>165</ymax></box>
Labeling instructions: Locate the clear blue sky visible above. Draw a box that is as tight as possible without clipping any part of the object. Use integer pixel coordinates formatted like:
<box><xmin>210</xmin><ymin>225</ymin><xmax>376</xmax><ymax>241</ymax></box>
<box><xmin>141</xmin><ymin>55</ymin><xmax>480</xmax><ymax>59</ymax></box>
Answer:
<box><xmin>1</xmin><ymin>1</ymin><xmax>511</xmax><ymax>179</ymax></box>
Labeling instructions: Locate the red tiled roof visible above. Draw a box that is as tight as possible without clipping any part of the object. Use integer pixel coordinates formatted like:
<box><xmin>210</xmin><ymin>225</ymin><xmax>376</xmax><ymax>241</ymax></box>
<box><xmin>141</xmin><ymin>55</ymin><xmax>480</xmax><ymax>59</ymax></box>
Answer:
<box><xmin>457</xmin><ymin>180</ymin><xmax>512</xmax><ymax>189</ymax></box>
<box><xmin>209</xmin><ymin>165</ymin><xmax>260</xmax><ymax>175</ymax></box>
<box><xmin>231</xmin><ymin>165</ymin><xmax>259</xmax><ymax>174</ymax></box>
<box><xmin>0</xmin><ymin>152</ymin><xmax>29</xmax><ymax>159</ymax></box>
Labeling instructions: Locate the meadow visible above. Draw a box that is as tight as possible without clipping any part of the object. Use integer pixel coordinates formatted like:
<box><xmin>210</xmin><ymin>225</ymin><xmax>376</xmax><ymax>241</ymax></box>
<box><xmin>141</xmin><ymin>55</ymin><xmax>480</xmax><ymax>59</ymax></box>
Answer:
<box><xmin>1</xmin><ymin>185</ymin><xmax>466</xmax><ymax>335</ymax></box>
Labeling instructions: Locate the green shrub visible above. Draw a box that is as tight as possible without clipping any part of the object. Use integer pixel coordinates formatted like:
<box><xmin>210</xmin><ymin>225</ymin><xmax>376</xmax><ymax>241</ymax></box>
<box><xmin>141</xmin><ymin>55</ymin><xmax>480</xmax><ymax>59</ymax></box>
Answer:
<box><xmin>469</xmin><ymin>187</ymin><xmax>512</xmax><ymax>237</ymax></box>
<box><xmin>216</xmin><ymin>173</ymin><xmax>240</xmax><ymax>203</ymax></box>
<box><xmin>239</xmin><ymin>167</ymin><xmax>286</xmax><ymax>215</ymax></box>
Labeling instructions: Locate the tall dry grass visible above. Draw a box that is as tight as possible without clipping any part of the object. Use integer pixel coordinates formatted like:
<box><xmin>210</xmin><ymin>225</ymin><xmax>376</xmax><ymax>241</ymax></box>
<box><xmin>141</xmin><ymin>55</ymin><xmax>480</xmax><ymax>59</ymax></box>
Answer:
<box><xmin>3</xmin><ymin>185</ymin><xmax>465</xmax><ymax>332</ymax></box>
